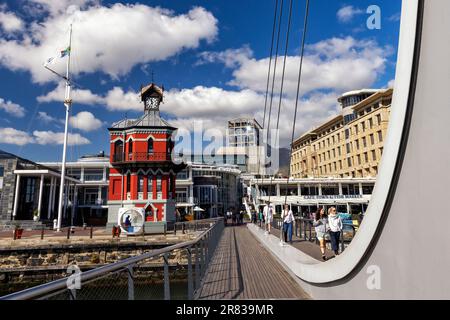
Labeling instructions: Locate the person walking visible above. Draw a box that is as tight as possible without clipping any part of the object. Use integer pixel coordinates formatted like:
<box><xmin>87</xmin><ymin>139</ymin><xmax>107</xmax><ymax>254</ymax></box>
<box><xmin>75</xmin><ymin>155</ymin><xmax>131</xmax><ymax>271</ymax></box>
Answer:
<box><xmin>282</xmin><ymin>204</ymin><xmax>294</xmax><ymax>243</ymax></box>
<box><xmin>328</xmin><ymin>206</ymin><xmax>343</xmax><ymax>256</ymax></box>
<box><xmin>313</xmin><ymin>207</ymin><xmax>328</xmax><ymax>261</ymax></box>
<box><xmin>258</xmin><ymin>208</ymin><xmax>264</xmax><ymax>228</ymax></box>
<box><xmin>263</xmin><ymin>202</ymin><xmax>274</xmax><ymax>234</ymax></box>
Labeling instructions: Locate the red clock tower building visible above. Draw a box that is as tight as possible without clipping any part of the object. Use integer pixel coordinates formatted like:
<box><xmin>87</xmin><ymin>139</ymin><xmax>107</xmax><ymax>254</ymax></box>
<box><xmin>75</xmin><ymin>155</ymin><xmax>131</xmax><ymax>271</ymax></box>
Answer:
<box><xmin>106</xmin><ymin>83</ymin><xmax>185</xmax><ymax>231</ymax></box>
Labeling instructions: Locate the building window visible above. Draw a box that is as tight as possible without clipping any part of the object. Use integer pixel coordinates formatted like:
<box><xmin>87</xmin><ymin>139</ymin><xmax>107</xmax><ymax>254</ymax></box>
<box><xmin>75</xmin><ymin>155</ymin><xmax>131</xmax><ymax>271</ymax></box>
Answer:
<box><xmin>369</xmin><ymin>118</ymin><xmax>373</xmax><ymax>129</ymax></box>
<box><xmin>354</xmin><ymin>125</ymin><xmax>359</xmax><ymax>135</ymax></box>
<box><xmin>138</xmin><ymin>175</ymin><xmax>144</xmax><ymax>193</ymax></box>
<box><xmin>84</xmin><ymin>169</ymin><xmax>104</xmax><ymax>182</ymax></box>
<box><xmin>347</xmin><ymin>157</ymin><xmax>352</xmax><ymax>167</ymax></box>
<box><xmin>380</xmin><ymin>147</ymin><xmax>384</xmax><ymax>156</ymax></box>
<box><xmin>364</xmin><ymin>152</ymin><xmax>369</xmax><ymax>162</ymax></box>
<box><xmin>156</xmin><ymin>175</ymin><xmax>162</xmax><ymax>193</ymax></box>
<box><xmin>346</xmin><ymin>143</ymin><xmax>351</xmax><ymax>154</ymax></box>
<box><xmin>372</xmin><ymin>150</ymin><xmax>377</xmax><ymax>161</ymax></box>
<box><xmin>147</xmin><ymin>138</ymin><xmax>154</xmax><ymax>154</ymax></box>
<box><xmin>362</xmin><ymin>137</ymin><xmax>367</xmax><ymax>148</ymax></box>
<box><xmin>114</xmin><ymin>140</ymin><xmax>124</xmax><ymax>160</ymax></box>
<box><xmin>357</xmin><ymin>154</ymin><xmax>361</xmax><ymax>165</ymax></box>
<box><xmin>128</xmin><ymin>139</ymin><xmax>133</xmax><ymax>154</ymax></box>
<box><xmin>378</xmin><ymin>131</ymin><xmax>383</xmax><ymax>143</ymax></box>
<box><xmin>338</xmin><ymin>146</ymin><xmax>341</xmax><ymax>156</ymax></box>
<box><xmin>370</xmin><ymin>134</ymin><xmax>375</xmax><ymax>145</ymax></box>
<box><xmin>376</xmin><ymin>114</ymin><xmax>382</xmax><ymax>125</ymax></box>
<box><xmin>126</xmin><ymin>173</ymin><xmax>131</xmax><ymax>193</ymax></box>
<box><xmin>25</xmin><ymin>178</ymin><xmax>36</xmax><ymax>203</ymax></box>
<box><xmin>361</xmin><ymin>122</ymin><xmax>366</xmax><ymax>131</ymax></box>
<box><xmin>345</xmin><ymin>129</ymin><xmax>350</xmax><ymax>139</ymax></box>
<box><xmin>355</xmin><ymin>139</ymin><xmax>360</xmax><ymax>150</ymax></box>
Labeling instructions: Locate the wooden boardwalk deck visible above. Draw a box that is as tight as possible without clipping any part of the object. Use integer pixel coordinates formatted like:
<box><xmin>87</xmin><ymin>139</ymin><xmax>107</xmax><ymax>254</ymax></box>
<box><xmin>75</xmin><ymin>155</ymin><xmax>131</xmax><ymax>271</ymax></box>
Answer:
<box><xmin>195</xmin><ymin>225</ymin><xmax>310</xmax><ymax>300</ymax></box>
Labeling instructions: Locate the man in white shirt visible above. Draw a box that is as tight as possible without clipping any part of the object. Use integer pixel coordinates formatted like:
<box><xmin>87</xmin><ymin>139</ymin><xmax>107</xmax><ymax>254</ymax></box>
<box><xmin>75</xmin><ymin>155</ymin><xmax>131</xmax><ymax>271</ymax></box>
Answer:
<box><xmin>282</xmin><ymin>204</ymin><xmax>294</xmax><ymax>243</ymax></box>
<box><xmin>263</xmin><ymin>202</ymin><xmax>274</xmax><ymax>234</ymax></box>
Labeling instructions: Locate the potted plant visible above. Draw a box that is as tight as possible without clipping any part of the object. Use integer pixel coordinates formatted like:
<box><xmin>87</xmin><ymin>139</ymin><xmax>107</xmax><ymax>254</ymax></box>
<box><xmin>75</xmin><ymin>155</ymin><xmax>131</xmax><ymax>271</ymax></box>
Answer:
<box><xmin>13</xmin><ymin>222</ymin><xmax>24</xmax><ymax>240</ymax></box>
<box><xmin>33</xmin><ymin>209</ymin><xmax>40</xmax><ymax>222</ymax></box>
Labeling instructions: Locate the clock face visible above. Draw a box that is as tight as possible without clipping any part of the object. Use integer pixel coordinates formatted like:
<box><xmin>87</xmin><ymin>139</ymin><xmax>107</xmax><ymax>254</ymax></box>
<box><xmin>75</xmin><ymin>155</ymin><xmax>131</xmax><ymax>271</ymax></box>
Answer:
<box><xmin>146</xmin><ymin>97</ymin><xmax>160</xmax><ymax>110</ymax></box>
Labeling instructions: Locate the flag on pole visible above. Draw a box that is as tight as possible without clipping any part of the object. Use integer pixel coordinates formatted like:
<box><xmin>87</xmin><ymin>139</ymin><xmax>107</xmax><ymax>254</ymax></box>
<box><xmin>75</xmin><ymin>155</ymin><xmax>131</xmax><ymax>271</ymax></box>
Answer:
<box><xmin>60</xmin><ymin>46</ymin><xmax>71</xmax><ymax>58</ymax></box>
<box><xmin>44</xmin><ymin>46</ymin><xmax>71</xmax><ymax>67</ymax></box>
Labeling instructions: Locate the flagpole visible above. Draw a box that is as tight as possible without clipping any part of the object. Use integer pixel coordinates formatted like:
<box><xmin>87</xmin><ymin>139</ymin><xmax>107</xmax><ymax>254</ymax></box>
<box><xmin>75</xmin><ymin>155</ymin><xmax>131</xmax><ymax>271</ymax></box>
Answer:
<box><xmin>56</xmin><ymin>24</ymin><xmax>73</xmax><ymax>232</ymax></box>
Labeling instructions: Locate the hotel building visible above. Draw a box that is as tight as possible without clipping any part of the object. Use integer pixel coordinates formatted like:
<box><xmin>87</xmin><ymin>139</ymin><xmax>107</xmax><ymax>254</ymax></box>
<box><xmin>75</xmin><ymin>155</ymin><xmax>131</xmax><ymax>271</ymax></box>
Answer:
<box><xmin>291</xmin><ymin>88</ymin><xmax>392</xmax><ymax>178</ymax></box>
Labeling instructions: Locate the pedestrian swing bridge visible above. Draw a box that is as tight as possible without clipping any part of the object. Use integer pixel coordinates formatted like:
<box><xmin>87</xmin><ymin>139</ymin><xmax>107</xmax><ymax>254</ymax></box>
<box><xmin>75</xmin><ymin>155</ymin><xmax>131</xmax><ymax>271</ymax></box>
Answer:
<box><xmin>2</xmin><ymin>0</ymin><xmax>450</xmax><ymax>300</ymax></box>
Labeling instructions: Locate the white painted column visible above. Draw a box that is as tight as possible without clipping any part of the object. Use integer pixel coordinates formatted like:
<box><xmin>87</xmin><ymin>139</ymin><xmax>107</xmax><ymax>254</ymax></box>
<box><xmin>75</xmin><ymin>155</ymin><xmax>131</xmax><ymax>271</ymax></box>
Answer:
<box><xmin>297</xmin><ymin>184</ymin><xmax>301</xmax><ymax>196</ymax></box>
<box><xmin>51</xmin><ymin>177</ymin><xmax>56</xmax><ymax>218</ymax></box>
<box><xmin>276</xmin><ymin>184</ymin><xmax>280</xmax><ymax>197</ymax></box>
<box><xmin>359</xmin><ymin>182</ymin><xmax>363</xmax><ymax>195</ymax></box>
<box><xmin>48</xmin><ymin>177</ymin><xmax>54</xmax><ymax>219</ymax></box>
<box><xmin>318</xmin><ymin>184</ymin><xmax>322</xmax><ymax>196</ymax></box>
<box><xmin>37</xmin><ymin>174</ymin><xmax>44</xmax><ymax>218</ymax></box>
<box><xmin>103</xmin><ymin>166</ymin><xmax>107</xmax><ymax>182</ymax></box>
<box><xmin>98</xmin><ymin>185</ymin><xmax>102</xmax><ymax>204</ymax></box>
<box><xmin>12</xmin><ymin>174</ymin><xmax>21</xmax><ymax>218</ymax></box>
<box><xmin>338</xmin><ymin>182</ymin><xmax>343</xmax><ymax>195</ymax></box>
<box><xmin>80</xmin><ymin>167</ymin><xmax>85</xmax><ymax>182</ymax></box>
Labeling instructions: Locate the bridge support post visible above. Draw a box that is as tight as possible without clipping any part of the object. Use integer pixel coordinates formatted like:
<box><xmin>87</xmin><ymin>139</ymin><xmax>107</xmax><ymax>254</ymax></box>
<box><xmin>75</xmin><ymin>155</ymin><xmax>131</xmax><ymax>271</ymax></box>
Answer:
<box><xmin>195</xmin><ymin>243</ymin><xmax>200</xmax><ymax>289</ymax></box>
<box><xmin>200</xmin><ymin>238</ymin><xmax>205</xmax><ymax>278</ymax></box>
<box><xmin>127</xmin><ymin>265</ymin><xmax>134</xmax><ymax>300</ymax></box>
<box><xmin>187</xmin><ymin>247</ymin><xmax>193</xmax><ymax>300</ymax></box>
<box><xmin>163</xmin><ymin>253</ymin><xmax>170</xmax><ymax>300</ymax></box>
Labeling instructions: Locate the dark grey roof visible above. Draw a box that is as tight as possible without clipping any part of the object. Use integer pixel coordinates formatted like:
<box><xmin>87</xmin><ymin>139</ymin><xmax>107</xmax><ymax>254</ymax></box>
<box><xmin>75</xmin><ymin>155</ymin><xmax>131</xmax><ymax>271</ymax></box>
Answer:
<box><xmin>110</xmin><ymin>111</ymin><xmax>172</xmax><ymax>129</ymax></box>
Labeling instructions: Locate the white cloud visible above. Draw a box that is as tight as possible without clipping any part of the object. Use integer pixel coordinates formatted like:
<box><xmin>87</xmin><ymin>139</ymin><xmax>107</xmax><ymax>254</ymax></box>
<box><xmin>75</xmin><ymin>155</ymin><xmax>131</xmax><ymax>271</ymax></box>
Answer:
<box><xmin>387</xmin><ymin>79</ymin><xmax>395</xmax><ymax>88</ymax></box>
<box><xmin>33</xmin><ymin>130</ymin><xmax>90</xmax><ymax>145</ymax></box>
<box><xmin>0</xmin><ymin>11</ymin><xmax>24</xmax><ymax>32</ymax></box>
<box><xmin>165</xmin><ymin>86</ymin><xmax>263</xmax><ymax>118</ymax></box>
<box><xmin>37</xmin><ymin>82</ymin><xmax>103</xmax><ymax>105</ymax></box>
<box><xmin>37</xmin><ymin>111</ymin><xmax>62</xmax><ymax>124</ymax></box>
<box><xmin>0</xmin><ymin>97</ymin><xmax>25</xmax><ymax>117</ymax></box>
<box><xmin>0</xmin><ymin>128</ymin><xmax>34</xmax><ymax>145</ymax></box>
<box><xmin>0</xmin><ymin>127</ymin><xmax>91</xmax><ymax>146</ymax></box>
<box><xmin>337</xmin><ymin>5</ymin><xmax>363</xmax><ymax>23</ymax></box>
<box><xmin>69</xmin><ymin>111</ymin><xmax>102</xmax><ymax>131</ymax></box>
<box><xmin>37</xmin><ymin>84</ymin><xmax>140</xmax><ymax>111</ymax></box>
<box><xmin>201</xmin><ymin>37</ymin><xmax>390</xmax><ymax>97</ymax></box>
<box><xmin>0</xmin><ymin>2</ymin><xmax>218</xmax><ymax>83</ymax></box>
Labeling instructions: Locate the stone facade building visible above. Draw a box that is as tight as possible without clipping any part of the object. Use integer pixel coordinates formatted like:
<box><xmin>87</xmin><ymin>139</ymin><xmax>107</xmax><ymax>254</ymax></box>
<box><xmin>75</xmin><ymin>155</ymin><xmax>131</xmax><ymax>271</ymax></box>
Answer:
<box><xmin>291</xmin><ymin>88</ymin><xmax>392</xmax><ymax>178</ymax></box>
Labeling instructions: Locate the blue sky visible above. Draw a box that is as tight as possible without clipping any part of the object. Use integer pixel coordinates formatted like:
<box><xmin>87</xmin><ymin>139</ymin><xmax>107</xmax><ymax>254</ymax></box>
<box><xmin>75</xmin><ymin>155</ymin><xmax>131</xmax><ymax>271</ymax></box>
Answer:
<box><xmin>0</xmin><ymin>0</ymin><xmax>401</xmax><ymax>162</ymax></box>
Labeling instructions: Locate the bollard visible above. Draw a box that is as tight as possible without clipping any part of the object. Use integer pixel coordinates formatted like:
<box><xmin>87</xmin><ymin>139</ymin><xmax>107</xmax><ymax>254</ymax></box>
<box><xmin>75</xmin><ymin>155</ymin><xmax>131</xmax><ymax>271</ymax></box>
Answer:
<box><xmin>67</xmin><ymin>227</ymin><xmax>70</xmax><ymax>239</ymax></box>
<box><xmin>182</xmin><ymin>223</ymin><xmax>185</xmax><ymax>234</ymax></box>
<box><xmin>41</xmin><ymin>226</ymin><xmax>45</xmax><ymax>240</ymax></box>
<box><xmin>90</xmin><ymin>226</ymin><xmax>93</xmax><ymax>239</ymax></box>
<box><xmin>174</xmin><ymin>223</ymin><xmax>177</xmax><ymax>235</ymax></box>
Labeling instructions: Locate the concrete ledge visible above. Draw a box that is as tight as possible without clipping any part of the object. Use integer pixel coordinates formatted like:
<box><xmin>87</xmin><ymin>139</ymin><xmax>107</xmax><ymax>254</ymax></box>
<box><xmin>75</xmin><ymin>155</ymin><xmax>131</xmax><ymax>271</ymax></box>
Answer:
<box><xmin>247</xmin><ymin>223</ymin><xmax>320</xmax><ymax>266</ymax></box>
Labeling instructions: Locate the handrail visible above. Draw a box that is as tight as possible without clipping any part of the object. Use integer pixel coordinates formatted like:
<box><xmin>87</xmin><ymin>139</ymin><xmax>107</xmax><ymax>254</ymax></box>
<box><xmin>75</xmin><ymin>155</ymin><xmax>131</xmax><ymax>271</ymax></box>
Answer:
<box><xmin>0</xmin><ymin>218</ymin><xmax>224</xmax><ymax>300</ymax></box>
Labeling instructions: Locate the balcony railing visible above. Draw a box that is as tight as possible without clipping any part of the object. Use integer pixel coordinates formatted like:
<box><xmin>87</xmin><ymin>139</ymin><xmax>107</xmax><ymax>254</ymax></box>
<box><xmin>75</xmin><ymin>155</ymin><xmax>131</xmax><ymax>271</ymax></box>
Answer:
<box><xmin>112</xmin><ymin>152</ymin><xmax>170</xmax><ymax>163</ymax></box>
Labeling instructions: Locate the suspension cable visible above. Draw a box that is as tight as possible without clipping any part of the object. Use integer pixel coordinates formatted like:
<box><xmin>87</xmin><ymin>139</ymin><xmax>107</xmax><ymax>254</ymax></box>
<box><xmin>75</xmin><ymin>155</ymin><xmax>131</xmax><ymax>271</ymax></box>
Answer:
<box><xmin>271</xmin><ymin>0</ymin><xmax>294</xmax><ymax>241</ymax></box>
<box><xmin>255</xmin><ymin>0</ymin><xmax>282</xmax><ymax>212</ymax></box>
<box><xmin>283</xmin><ymin>0</ymin><xmax>311</xmax><ymax>212</ymax></box>
<box><xmin>265</xmin><ymin>0</ymin><xmax>285</xmax><ymax>206</ymax></box>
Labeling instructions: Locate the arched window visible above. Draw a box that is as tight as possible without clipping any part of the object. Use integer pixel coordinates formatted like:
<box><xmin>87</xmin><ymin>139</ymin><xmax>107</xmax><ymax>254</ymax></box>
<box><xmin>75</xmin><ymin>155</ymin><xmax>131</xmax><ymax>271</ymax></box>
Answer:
<box><xmin>114</xmin><ymin>140</ymin><xmax>123</xmax><ymax>161</ymax></box>
<box><xmin>148</xmin><ymin>138</ymin><xmax>154</xmax><ymax>154</ymax></box>
<box><xmin>126</xmin><ymin>173</ymin><xmax>131</xmax><ymax>193</ymax></box>
<box><xmin>128</xmin><ymin>139</ymin><xmax>133</xmax><ymax>157</ymax></box>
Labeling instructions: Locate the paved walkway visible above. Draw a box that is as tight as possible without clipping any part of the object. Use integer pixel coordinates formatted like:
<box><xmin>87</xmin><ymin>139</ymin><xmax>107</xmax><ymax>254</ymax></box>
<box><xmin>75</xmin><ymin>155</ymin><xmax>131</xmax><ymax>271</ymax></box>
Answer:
<box><xmin>195</xmin><ymin>225</ymin><xmax>310</xmax><ymax>300</ymax></box>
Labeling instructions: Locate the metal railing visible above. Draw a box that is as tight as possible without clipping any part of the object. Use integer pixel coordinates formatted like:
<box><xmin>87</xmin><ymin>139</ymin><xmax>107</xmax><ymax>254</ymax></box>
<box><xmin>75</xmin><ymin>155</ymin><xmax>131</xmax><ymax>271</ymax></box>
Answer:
<box><xmin>0</xmin><ymin>218</ymin><xmax>224</xmax><ymax>300</ymax></box>
<box><xmin>112</xmin><ymin>152</ymin><xmax>169</xmax><ymax>163</ymax></box>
